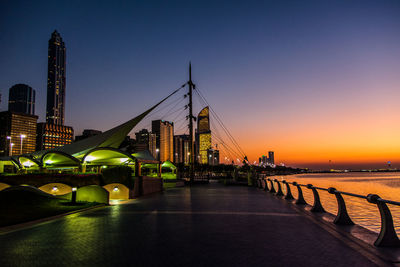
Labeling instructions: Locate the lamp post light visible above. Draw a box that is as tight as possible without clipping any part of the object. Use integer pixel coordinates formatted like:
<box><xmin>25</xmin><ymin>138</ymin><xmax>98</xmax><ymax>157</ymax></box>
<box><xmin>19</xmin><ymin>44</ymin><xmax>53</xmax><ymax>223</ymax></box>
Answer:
<box><xmin>6</xmin><ymin>136</ymin><xmax>11</xmax><ymax>156</ymax></box>
<box><xmin>10</xmin><ymin>143</ymin><xmax>14</xmax><ymax>156</ymax></box>
<box><xmin>156</xmin><ymin>148</ymin><xmax>160</xmax><ymax>160</ymax></box>
<box><xmin>20</xmin><ymin>134</ymin><xmax>26</xmax><ymax>155</ymax></box>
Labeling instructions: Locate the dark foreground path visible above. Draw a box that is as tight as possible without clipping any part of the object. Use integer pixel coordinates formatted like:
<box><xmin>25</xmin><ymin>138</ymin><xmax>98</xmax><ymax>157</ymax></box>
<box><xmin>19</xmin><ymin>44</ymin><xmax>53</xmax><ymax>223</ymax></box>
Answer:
<box><xmin>0</xmin><ymin>184</ymin><xmax>385</xmax><ymax>266</ymax></box>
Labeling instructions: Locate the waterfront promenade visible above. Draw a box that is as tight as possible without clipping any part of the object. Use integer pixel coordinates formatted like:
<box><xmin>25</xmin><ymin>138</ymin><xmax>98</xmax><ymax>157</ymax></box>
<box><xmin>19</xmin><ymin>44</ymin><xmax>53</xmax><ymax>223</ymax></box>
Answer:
<box><xmin>0</xmin><ymin>184</ymin><xmax>391</xmax><ymax>266</ymax></box>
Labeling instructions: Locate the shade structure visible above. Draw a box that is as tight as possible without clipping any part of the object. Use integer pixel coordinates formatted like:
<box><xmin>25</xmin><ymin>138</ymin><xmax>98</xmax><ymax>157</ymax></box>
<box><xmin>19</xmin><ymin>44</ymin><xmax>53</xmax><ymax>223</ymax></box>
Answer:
<box><xmin>1</xmin><ymin>88</ymin><xmax>182</xmax><ymax>173</ymax></box>
<box><xmin>83</xmin><ymin>147</ymin><xmax>135</xmax><ymax>166</ymax></box>
<box><xmin>42</xmin><ymin>151</ymin><xmax>81</xmax><ymax>168</ymax></box>
<box><xmin>18</xmin><ymin>156</ymin><xmax>40</xmax><ymax>169</ymax></box>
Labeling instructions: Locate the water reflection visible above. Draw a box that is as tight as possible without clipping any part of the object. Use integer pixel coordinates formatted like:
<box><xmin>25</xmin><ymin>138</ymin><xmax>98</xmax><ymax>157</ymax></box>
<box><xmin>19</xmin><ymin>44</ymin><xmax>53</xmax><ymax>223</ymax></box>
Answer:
<box><xmin>273</xmin><ymin>172</ymin><xmax>400</xmax><ymax>235</ymax></box>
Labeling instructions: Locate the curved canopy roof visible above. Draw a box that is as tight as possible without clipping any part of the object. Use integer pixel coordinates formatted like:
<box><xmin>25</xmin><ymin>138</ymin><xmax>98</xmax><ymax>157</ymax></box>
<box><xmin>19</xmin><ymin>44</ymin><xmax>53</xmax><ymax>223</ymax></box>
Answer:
<box><xmin>83</xmin><ymin>147</ymin><xmax>135</xmax><ymax>165</ymax></box>
<box><xmin>162</xmin><ymin>160</ymin><xmax>177</xmax><ymax>169</ymax></box>
<box><xmin>18</xmin><ymin>156</ymin><xmax>40</xmax><ymax>168</ymax></box>
<box><xmin>42</xmin><ymin>151</ymin><xmax>81</xmax><ymax>167</ymax></box>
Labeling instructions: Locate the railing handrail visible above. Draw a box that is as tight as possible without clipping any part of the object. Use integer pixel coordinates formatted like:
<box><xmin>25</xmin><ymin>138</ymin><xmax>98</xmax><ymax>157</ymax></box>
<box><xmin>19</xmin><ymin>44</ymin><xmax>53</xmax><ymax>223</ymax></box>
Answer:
<box><xmin>257</xmin><ymin>175</ymin><xmax>400</xmax><ymax>247</ymax></box>
<box><xmin>275</xmin><ymin>178</ymin><xmax>397</xmax><ymax>205</ymax></box>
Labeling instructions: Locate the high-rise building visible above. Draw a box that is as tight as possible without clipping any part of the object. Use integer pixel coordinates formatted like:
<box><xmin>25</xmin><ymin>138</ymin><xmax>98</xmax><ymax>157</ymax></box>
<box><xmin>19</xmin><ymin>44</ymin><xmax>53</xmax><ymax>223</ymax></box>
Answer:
<box><xmin>197</xmin><ymin>107</ymin><xmax>212</xmax><ymax>164</ymax></box>
<box><xmin>173</xmin><ymin>134</ymin><xmax>190</xmax><ymax>164</ymax></box>
<box><xmin>152</xmin><ymin>120</ymin><xmax>173</xmax><ymax>162</ymax></box>
<box><xmin>134</xmin><ymin>129</ymin><xmax>156</xmax><ymax>157</ymax></box>
<box><xmin>37</xmin><ymin>31</ymin><xmax>73</xmax><ymax>151</ymax></box>
<box><xmin>46</xmin><ymin>30</ymin><xmax>66</xmax><ymax>125</ymax></box>
<box><xmin>8</xmin><ymin>84</ymin><xmax>35</xmax><ymax>115</ymax></box>
<box><xmin>0</xmin><ymin>111</ymin><xmax>38</xmax><ymax>156</ymax></box>
<box><xmin>268</xmin><ymin>151</ymin><xmax>275</xmax><ymax>165</ymax></box>
<box><xmin>36</xmin><ymin>123</ymin><xmax>73</xmax><ymax>150</ymax></box>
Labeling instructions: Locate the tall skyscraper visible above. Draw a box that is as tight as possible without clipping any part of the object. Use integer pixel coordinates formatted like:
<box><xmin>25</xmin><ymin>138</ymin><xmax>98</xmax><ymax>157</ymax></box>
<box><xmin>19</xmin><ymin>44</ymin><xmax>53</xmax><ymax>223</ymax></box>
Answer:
<box><xmin>36</xmin><ymin>30</ymin><xmax>73</xmax><ymax>151</ymax></box>
<box><xmin>268</xmin><ymin>151</ymin><xmax>275</xmax><ymax>165</ymax></box>
<box><xmin>8</xmin><ymin>84</ymin><xmax>35</xmax><ymax>115</ymax></box>
<box><xmin>197</xmin><ymin>107</ymin><xmax>212</xmax><ymax>164</ymax></box>
<box><xmin>46</xmin><ymin>30</ymin><xmax>66</xmax><ymax>125</ymax></box>
<box><xmin>152</xmin><ymin>120</ymin><xmax>173</xmax><ymax>162</ymax></box>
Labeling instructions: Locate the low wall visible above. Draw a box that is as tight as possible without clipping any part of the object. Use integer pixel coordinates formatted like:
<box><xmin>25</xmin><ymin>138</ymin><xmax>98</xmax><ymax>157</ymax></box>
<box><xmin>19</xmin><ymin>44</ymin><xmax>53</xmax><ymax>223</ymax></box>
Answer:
<box><xmin>76</xmin><ymin>185</ymin><xmax>109</xmax><ymax>204</ymax></box>
<box><xmin>132</xmin><ymin>176</ymin><xmax>163</xmax><ymax>198</ymax></box>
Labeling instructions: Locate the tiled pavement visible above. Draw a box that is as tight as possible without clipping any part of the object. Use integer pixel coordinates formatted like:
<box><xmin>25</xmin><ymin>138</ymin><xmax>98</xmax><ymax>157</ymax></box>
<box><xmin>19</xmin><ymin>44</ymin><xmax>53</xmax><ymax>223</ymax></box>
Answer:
<box><xmin>0</xmin><ymin>184</ymin><xmax>388</xmax><ymax>266</ymax></box>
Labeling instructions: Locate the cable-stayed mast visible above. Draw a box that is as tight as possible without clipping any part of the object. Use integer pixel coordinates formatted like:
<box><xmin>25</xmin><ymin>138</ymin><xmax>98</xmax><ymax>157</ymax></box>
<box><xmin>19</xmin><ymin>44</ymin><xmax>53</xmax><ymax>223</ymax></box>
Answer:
<box><xmin>188</xmin><ymin>62</ymin><xmax>195</xmax><ymax>182</ymax></box>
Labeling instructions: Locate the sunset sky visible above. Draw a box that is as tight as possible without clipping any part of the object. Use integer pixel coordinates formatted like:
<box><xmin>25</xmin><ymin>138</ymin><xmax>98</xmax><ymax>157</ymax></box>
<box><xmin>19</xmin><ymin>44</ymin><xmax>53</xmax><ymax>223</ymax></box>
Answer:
<box><xmin>1</xmin><ymin>0</ymin><xmax>399</xmax><ymax>169</ymax></box>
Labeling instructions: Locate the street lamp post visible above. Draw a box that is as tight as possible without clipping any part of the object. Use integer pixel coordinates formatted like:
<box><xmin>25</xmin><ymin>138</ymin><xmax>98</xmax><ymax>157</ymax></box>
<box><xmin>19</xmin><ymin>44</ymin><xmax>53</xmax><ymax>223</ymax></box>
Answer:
<box><xmin>156</xmin><ymin>148</ymin><xmax>160</xmax><ymax>160</ymax></box>
<box><xmin>10</xmin><ymin>143</ymin><xmax>14</xmax><ymax>156</ymax></box>
<box><xmin>6</xmin><ymin>136</ymin><xmax>11</xmax><ymax>156</ymax></box>
<box><xmin>20</xmin><ymin>134</ymin><xmax>26</xmax><ymax>155</ymax></box>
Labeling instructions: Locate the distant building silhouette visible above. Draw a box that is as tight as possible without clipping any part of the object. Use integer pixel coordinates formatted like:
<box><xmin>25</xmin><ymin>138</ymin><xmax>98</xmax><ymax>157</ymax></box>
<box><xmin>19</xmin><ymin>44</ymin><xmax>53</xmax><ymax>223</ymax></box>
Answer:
<box><xmin>207</xmin><ymin>148</ymin><xmax>219</xmax><ymax>165</ymax></box>
<box><xmin>196</xmin><ymin>107</ymin><xmax>212</xmax><ymax>164</ymax></box>
<box><xmin>8</xmin><ymin>84</ymin><xmax>35</xmax><ymax>115</ymax></box>
<box><xmin>268</xmin><ymin>151</ymin><xmax>275</xmax><ymax>165</ymax></box>
<box><xmin>75</xmin><ymin>129</ymin><xmax>102</xmax><ymax>142</ymax></box>
<box><xmin>134</xmin><ymin>129</ymin><xmax>156</xmax><ymax>157</ymax></box>
<box><xmin>259</xmin><ymin>151</ymin><xmax>275</xmax><ymax>166</ymax></box>
<box><xmin>152</xmin><ymin>120</ymin><xmax>173</xmax><ymax>161</ymax></box>
<box><xmin>46</xmin><ymin>30</ymin><xmax>66</xmax><ymax>125</ymax></box>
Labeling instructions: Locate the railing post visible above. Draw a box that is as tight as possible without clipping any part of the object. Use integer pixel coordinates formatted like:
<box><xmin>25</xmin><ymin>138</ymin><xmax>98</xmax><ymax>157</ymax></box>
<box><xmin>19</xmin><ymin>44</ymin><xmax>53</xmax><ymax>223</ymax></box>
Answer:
<box><xmin>268</xmin><ymin>178</ymin><xmax>276</xmax><ymax>193</ymax></box>
<box><xmin>292</xmin><ymin>182</ymin><xmax>306</xmax><ymax>205</ymax></box>
<box><xmin>282</xmin><ymin>180</ymin><xmax>294</xmax><ymax>200</ymax></box>
<box><xmin>274</xmin><ymin>179</ymin><xmax>284</xmax><ymax>196</ymax></box>
<box><xmin>328</xmin><ymin>187</ymin><xmax>354</xmax><ymax>225</ymax></box>
<box><xmin>367</xmin><ymin>194</ymin><xmax>400</xmax><ymax>247</ymax></box>
<box><xmin>307</xmin><ymin>184</ymin><xmax>325</xmax><ymax>212</ymax></box>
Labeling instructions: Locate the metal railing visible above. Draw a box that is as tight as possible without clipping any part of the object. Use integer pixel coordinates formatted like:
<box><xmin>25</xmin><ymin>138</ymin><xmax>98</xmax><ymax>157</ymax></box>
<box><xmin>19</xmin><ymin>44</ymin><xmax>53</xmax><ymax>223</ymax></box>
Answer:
<box><xmin>255</xmin><ymin>176</ymin><xmax>400</xmax><ymax>247</ymax></box>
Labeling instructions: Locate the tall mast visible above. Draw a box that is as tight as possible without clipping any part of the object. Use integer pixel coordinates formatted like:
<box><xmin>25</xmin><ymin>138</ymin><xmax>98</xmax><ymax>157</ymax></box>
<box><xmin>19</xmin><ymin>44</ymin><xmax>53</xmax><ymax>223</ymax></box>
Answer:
<box><xmin>188</xmin><ymin>62</ymin><xmax>195</xmax><ymax>183</ymax></box>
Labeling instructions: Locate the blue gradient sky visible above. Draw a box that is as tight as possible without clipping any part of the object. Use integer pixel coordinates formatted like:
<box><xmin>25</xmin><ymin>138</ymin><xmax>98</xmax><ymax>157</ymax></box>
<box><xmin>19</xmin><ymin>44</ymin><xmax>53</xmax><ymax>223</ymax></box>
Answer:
<box><xmin>1</xmin><ymin>0</ymin><xmax>400</xmax><ymax>169</ymax></box>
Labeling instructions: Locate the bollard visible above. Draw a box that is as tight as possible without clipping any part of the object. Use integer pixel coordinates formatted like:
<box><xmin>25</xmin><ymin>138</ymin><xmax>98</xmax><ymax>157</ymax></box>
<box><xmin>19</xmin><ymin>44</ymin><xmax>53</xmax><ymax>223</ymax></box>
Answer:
<box><xmin>293</xmin><ymin>182</ymin><xmax>306</xmax><ymax>205</ymax></box>
<box><xmin>274</xmin><ymin>179</ymin><xmax>284</xmax><ymax>196</ymax></box>
<box><xmin>307</xmin><ymin>184</ymin><xmax>325</xmax><ymax>212</ymax></box>
<box><xmin>71</xmin><ymin>187</ymin><xmax>77</xmax><ymax>204</ymax></box>
<box><xmin>328</xmin><ymin>187</ymin><xmax>354</xmax><ymax>225</ymax></box>
<box><xmin>367</xmin><ymin>194</ymin><xmax>400</xmax><ymax>247</ymax></box>
<box><xmin>268</xmin><ymin>178</ymin><xmax>276</xmax><ymax>193</ymax></box>
<box><xmin>282</xmin><ymin>180</ymin><xmax>294</xmax><ymax>200</ymax></box>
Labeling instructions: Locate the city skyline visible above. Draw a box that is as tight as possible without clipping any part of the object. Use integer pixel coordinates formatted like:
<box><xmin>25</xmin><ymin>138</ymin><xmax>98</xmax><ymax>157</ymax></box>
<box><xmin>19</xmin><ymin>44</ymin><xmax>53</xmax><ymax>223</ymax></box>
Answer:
<box><xmin>1</xmin><ymin>0</ymin><xmax>399</xmax><ymax>169</ymax></box>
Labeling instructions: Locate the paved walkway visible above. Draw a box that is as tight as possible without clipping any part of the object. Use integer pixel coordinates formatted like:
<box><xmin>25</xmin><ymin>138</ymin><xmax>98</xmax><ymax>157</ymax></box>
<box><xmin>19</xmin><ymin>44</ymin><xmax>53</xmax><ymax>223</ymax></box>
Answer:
<box><xmin>0</xmin><ymin>184</ymin><xmax>386</xmax><ymax>266</ymax></box>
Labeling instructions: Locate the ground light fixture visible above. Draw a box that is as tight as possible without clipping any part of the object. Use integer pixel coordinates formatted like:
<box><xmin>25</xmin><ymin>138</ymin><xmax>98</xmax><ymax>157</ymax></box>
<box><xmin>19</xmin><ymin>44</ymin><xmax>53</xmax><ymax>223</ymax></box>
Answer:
<box><xmin>113</xmin><ymin>186</ymin><xmax>119</xmax><ymax>192</ymax></box>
